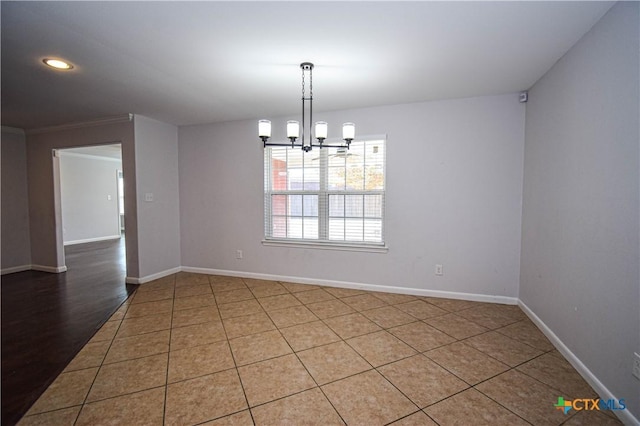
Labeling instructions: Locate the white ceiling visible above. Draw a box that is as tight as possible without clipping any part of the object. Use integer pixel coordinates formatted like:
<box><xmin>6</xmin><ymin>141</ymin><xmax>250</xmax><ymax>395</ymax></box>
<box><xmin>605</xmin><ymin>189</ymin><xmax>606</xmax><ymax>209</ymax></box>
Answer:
<box><xmin>1</xmin><ymin>1</ymin><xmax>613</xmax><ymax>130</ymax></box>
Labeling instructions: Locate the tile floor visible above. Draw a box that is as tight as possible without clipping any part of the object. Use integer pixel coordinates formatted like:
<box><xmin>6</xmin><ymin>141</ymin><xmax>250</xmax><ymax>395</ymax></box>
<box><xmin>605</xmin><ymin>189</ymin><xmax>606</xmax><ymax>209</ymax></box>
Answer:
<box><xmin>17</xmin><ymin>273</ymin><xmax>622</xmax><ymax>426</ymax></box>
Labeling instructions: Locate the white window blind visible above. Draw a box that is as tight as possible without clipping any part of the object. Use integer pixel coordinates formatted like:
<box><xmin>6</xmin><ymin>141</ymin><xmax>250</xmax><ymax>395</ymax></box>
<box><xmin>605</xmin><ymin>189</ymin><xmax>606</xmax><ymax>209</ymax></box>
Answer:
<box><xmin>264</xmin><ymin>137</ymin><xmax>386</xmax><ymax>246</ymax></box>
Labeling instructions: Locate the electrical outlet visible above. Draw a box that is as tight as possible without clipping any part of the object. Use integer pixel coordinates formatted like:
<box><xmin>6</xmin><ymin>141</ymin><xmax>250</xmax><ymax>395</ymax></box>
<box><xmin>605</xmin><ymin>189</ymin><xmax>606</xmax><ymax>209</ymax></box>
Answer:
<box><xmin>435</xmin><ymin>264</ymin><xmax>443</xmax><ymax>276</ymax></box>
<box><xmin>633</xmin><ymin>352</ymin><xmax>640</xmax><ymax>380</ymax></box>
<box><xmin>236</xmin><ymin>250</ymin><xmax>243</xmax><ymax>260</ymax></box>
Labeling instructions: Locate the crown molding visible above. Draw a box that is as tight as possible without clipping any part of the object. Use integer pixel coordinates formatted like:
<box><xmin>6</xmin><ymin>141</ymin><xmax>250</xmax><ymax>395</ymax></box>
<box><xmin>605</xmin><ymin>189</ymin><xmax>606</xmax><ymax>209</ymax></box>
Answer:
<box><xmin>26</xmin><ymin>114</ymin><xmax>133</xmax><ymax>135</ymax></box>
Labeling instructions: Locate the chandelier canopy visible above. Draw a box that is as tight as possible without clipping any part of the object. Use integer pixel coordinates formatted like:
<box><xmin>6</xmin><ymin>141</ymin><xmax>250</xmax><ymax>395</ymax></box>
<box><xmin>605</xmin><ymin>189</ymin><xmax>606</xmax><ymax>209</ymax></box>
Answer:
<box><xmin>259</xmin><ymin>62</ymin><xmax>355</xmax><ymax>152</ymax></box>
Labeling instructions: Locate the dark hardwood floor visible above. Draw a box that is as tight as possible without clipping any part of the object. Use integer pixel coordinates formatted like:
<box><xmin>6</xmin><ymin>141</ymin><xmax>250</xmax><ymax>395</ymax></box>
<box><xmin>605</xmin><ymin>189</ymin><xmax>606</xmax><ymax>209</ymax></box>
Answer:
<box><xmin>1</xmin><ymin>238</ymin><xmax>137</xmax><ymax>426</ymax></box>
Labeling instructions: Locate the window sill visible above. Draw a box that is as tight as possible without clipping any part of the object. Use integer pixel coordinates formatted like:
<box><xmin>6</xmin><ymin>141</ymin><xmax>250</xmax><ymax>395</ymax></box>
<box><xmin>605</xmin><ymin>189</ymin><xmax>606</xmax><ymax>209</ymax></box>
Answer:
<box><xmin>261</xmin><ymin>239</ymin><xmax>389</xmax><ymax>253</ymax></box>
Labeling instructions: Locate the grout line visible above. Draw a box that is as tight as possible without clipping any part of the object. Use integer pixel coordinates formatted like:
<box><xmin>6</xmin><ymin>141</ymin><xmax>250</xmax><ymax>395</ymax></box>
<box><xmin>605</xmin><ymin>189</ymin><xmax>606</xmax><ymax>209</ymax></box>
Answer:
<box><xmin>161</xmin><ymin>274</ymin><xmax>176</xmax><ymax>426</ymax></box>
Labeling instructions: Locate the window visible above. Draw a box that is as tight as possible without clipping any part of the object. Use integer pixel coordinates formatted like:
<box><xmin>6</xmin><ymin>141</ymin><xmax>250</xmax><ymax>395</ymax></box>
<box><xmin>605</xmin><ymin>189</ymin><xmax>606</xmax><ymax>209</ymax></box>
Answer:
<box><xmin>264</xmin><ymin>137</ymin><xmax>386</xmax><ymax>247</ymax></box>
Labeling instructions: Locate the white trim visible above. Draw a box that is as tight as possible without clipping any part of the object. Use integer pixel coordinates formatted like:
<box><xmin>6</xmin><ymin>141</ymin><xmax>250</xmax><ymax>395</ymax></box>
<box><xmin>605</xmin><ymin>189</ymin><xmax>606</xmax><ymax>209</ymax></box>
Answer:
<box><xmin>58</xmin><ymin>150</ymin><xmax>122</xmax><ymax>163</ymax></box>
<box><xmin>32</xmin><ymin>264</ymin><xmax>67</xmax><ymax>273</ymax></box>
<box><xmin>262</xmin><ymin>239</ymin><xmax>389</xmax><ymax>253</ymax></box>
<box><xmin>1</xmin><ymin>126</ymin><xmax>25</xmax><ymax>135</ymax></box>
<box><xmin>26</xmin><ymin>114</ymin><xmax>133</xmax><ymax>135</ymax></box>
<box><xmin>518</xmin><ymin>300</ymin><xmax>638</xmax><ymax>426</ymax></box>
<box><xmin>181</xmin><ymin>266</ymin><xmax>518</xmax><ymax>305</ymax></box>
<box><xmin>1</xmin><ymin>264</ymin><xmax>32</xmax><ymax>275</ymax></box>
<box><xmin>64</xmin><ymin>235</ymin><xmax>121</xmax><ymax>246</ymax></box>
<box><xmin>126</xmin><ymin>266</ymin><xmax>182</xmax><ymax>285</ymax></box>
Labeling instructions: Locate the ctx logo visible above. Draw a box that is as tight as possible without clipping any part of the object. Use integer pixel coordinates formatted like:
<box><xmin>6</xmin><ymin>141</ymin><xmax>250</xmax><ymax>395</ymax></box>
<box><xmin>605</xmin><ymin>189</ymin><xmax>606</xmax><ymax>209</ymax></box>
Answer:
<box><xmin>554</xmin><ymin>397</ymin><xmax>626</xmax><ymax>415</ymax></box>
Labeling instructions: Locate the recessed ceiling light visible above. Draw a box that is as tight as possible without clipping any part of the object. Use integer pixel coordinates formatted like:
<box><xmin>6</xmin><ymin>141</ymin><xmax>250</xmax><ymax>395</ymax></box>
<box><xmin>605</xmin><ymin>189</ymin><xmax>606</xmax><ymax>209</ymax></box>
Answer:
<box><xmin>42</xmin><ymin>58</ymin><xmax>74</xmax><ymax>70</ymax></box>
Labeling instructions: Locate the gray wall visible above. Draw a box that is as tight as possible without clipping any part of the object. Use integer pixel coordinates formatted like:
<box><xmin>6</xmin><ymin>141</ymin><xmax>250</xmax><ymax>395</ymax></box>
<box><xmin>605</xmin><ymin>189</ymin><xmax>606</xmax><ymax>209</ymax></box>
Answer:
<box><xmin>179</xmin><ymin>94</ymin><xmax>525</xmax><ymax>299</ymax></box>
<box><xmin>134</xmin><ymin>115</ymin><xmax>181</xmax><ymax>279</ymax></box>
<box><xmin>25</xmin><ymin>118</ymin><xmax>140</xmax><ymax>277</ymax></box>
<box><xmin>59</xmin><ymin>152</ymin><xmax>122</xmax><ymax>244</ymax></box>
<box><xmin>520</xmin><ymin>2</ymin><xmax>639</xmax><ymax>420</ymax></box>
<box><xmin>1</xmin><ymin>128</ymin><xmax>32</xmax><ymax>272</ymax></box>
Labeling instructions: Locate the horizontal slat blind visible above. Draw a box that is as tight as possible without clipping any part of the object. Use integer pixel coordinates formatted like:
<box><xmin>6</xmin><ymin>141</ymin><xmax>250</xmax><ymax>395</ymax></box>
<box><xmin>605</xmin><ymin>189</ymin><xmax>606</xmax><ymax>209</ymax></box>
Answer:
<box><xmin>264</xmin><ymin>138</ymin><xmax>385</xmax><ymax>245</ymax></box>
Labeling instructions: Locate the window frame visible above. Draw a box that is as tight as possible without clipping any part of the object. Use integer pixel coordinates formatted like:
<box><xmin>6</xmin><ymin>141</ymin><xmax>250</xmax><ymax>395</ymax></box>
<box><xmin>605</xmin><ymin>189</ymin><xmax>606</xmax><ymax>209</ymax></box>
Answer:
<box><xmin>263</xmin><ymin>135</ymin><xmax>388</xmax><ymax>252</ymax></box>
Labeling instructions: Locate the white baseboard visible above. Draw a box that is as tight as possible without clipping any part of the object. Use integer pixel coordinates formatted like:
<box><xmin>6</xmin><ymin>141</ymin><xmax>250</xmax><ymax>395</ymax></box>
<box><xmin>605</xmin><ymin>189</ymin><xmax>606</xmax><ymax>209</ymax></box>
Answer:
<box><xmin>1</xmin><ymin>264</ymin><xmax>32</xmax><ymax>275</ymax></box>
<box><xmin>31</xmin><ymin>264</ymin><xmax>67</xmax><ymax>273</ymax></box>
<box><xmin>64</xmin><ymin>235</ymin><xmax>121</xmax><ymax>246</ymax></box>
<box><xmin>181</xmin><ymin>266</ymin><xmax>519</xmax><ymax>305</ymax></box>
<box><xmin>518</xmin><ymin>301</ymin><xmax>638</xmax><ymax>426</ymax></box>
<box><xmin>126</xmin><ymin>266</ymin><xmax>181</xmax><ymax>285</ymax></box>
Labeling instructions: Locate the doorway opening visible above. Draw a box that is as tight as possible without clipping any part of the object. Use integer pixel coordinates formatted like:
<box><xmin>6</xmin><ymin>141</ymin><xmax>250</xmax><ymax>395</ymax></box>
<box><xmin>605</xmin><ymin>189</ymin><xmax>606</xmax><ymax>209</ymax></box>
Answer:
<box><xmin>56</xmin><ymin>143</ymin><xmax>126</xmax><ymax>271</ymax></box>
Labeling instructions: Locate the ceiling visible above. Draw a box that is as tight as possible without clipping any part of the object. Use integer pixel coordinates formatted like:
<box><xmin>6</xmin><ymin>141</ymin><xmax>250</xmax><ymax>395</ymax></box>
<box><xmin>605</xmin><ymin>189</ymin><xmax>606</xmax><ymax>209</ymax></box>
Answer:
<box><xmin>61</xmin><ymin>144</ymin><xmax>122</xmax><ymax>160</ymax></box>
<box><xmin>1</xmin><ymin>1</ymin><xmax>613</xmax><ymax>130</ymax></box>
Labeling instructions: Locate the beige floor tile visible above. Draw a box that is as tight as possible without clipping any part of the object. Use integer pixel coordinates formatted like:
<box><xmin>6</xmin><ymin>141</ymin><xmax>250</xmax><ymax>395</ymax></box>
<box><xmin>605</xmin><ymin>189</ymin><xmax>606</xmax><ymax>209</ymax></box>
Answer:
<box><xmin>361</xmin><ymin>306</ymin><xmax>416</xmax><ymax>328</ymax></box>
<box><xmin>173</xmin><ymin>293</ymin><xmax>216</xmax><ymax>311</ymax></box>
<box><xmin>257</xmin><ymin>293</ymin><xmax>302</xmax><ymax>312</ymax></box>
<box><xmin>294</xmin><ymin>289</ymin><xmax>336</xmax><ymax>304</ymax></box>
<box><xmin>324</xmin><ymin>312</ymin><xmax>382</xmax><ymax>339</ymax></box>
<box><xmin>170</xmin><ymin>321</ymin><xmax>227</xmax><ymax>350</ymax></box>
<box><xmin>27</xmin><ymin>368</ymin><xmax>98</xmax><ymax>414</ymax></box>
<box><xmin>218</xmin><ymin>299</ymin><xmax>264</xmax><ymax>320</ymax></box>
<box><xmin>372</xmin><ymin>292</ymin><xmax>417</xmax><ymax>305</ymax></box>
<box><xmin>421</xmin><ymin>297</ymin><xmax>480</xmax><ymax>312</ymax></box>
<box><xmin>394</xmin><ymin>300</ymin><xmax>448</xmax><ymax>320</ymax></box>
<box><xmin>306</xmin><ymin>299</ymin><xmax>355</xmax><ymax>319</ymax></box>
<box><xmin>166</xmin><ymin>369</ymin><xmax>247</xmax><ymax>425</ymax></box>
<box><xmin>388</xmin><ymin>411</ymin><xmax>437</xmax><ymax>426</ymax></box>
<box><xmin>341</xmin><ymin>294</ymin><xmax>387</xmax><ymax>311</ymax></box>
<box><xmin>223</xmin><ymin>312</ymin><xmax>276</xmax><ymax>339</ymax></box>
<box><xmin>76</xmin><ymin>387</ymin><xmax>165</xmax><ymax>426</ymax></box>
<box><xmin>425</xmin><ymin>388</ymin><xmax>530</xmax><ymax>426</ymax></box>
<box><xmin>279</xmin><ymin>281</ymin><xmax>319</xmax><ymax>293</ymax></box>
<box><xmin>243</xmin><ymin>278</ymin><xmax>277</xmax><ymax>288</ymax></box>
<box><xmin>238</xmin><ymin>354</ymin><xmax>316</xmax><ymax>407</ymax></box>
<box><xmin>267</xmin><ymin>305</ymin><xmax>318</xmax><ymax>328</ymax></box>
<box><xmin>388</xmin><ymin>321</ymin><xmax>456</xmax><ymax>352</ymax></box>
<box><xmin>280</xmin><ymin>321</ymin><xmax>341</xmax><ymax>352</ymax></box>
<box><xmin>131</xmin><ymin>287</ymin><xmax>174</xmax><ymax>304</ymax></box>
<box><xmin>104</xmin><ymin>330</ymin><xmax>170</xmax><ymax>364</ymax></box>
<box><xmin>517</xmin><ymin>352</ymin><xmax>598</xmax><ymax>398</ymax></box>
<box><xmin>116</xmin><ymin>313</ymin><xmax>172</xmax><ymax>338</ymax></box>
<box><xmin>172</xmin><ymin>306</ymin><xmax>220</xmax><ymax>328</ymax></box>
<box><xmin>17</xmin><ymin>407</ymin><xmax>81</xmax><ymax>426</ymax></box>
<box><xmin>424</xmin><ymin>313</ymin><xmax>488</xmax><ymax>339</ymax></box>
<box><xmin>251</xmin><ymin>387</ymin><xmax>345</xmax><ymax>426</ymax></box>
<box><xmin>476</xmin><ymin>369</ymin><xmax>572</xmax><ymax>425</ymax></box>
<box><xmin>496</xmin><ymin>319</ymin><xmax>555</xmax><ymax>351</ymax></box>
<box><xmin>456</xmin><ymin>303</ymin><xmax>526</xmax><ymax>329</ymax></box>
<box><xmin>86</xmin><ymin>354</ymin><xmax>167</xmax><ymax>402</ymax></box>
<box><xmin>347</xmin><ymin>330</ymin><xmax>417</xmax><ymax>367</ymax></box>
<box><xmin>168</xmin><ymin>340</ymin><xmax>235</xmax><ymax>383</ymax></box>
<box><xmin>464</xmin><ymin>331</ymin><xmax>542</xmax><ymax>367</ymax></box>
<box><xmin>90</xmin><ymin>321</ymin><xmax>120</xmax><ymax>342</ymax></box>
<box><xmin>214</xmin><ymin>288</ymin><xmax>255</xmax><ymax>304</ymax></box>
<box><xmin>175</xmin><ymin>283</ymin><xmax>212</xmax><ymax>299</ymax></box>
<box><xmin>323</xmin><ymin>287</ymin><xmax>366</xmax><ymax>298</ymax></box>
<box><xmin>249</xmin><ymin>282</ymin><xmax>289</xmax><ymax>298</ymax></box>
<box><xmin>107</xmin><ymin>303</ymin><xmax>129</xmax><ymax>321</ymax></box>
<box><xmin>298</xmin><ymin>341</ymin><xmax>371</xmax><ymax>385</ymax></box>
<box><xmin>229</xmin><ymin>330</ymin><xmax>292</xmax><ymax>366</ymax></box>
<box><xmin>322</xmin><ymin>370</ymin><xmax>417</xmax><ymax>425</ymax></box>
<box><xmin>425</xmin><ymin>341</ymin><xmax>509</xmax><ymax>385</ymax></box>
<box><xmin>210</xmin><ymin>276</ymin><xmax>248</xmax><ymax>293</ymax></box>
<box><xmin>201</xmin><ymin>410</ymin><xmax>254</xmax><ymax>425</ymax></box>
<box><xmin>64</xmin><ymin>340</ymin><xmax>110</xmax><ymax>372</ymax></box>
<box><xmin>379</xmin><ymin>354</ymin><xmax>468</xmax><ymax>408</ymax></box>
<box><xmin>176</xmin><ymin>272</ymin><xmax>210</xmax><ymax>286</ymax></box>
<box><xmin>137</xmin><ymin>280</ymin><xmax>175</xmax><ymax>294</ymax></box>
<box><xmin>561</xmin><ymin>410</ymin><xmax>623</xmax><ymax>425</ymax></box>
<box><xmin>124</xmin><ymin>299</ymin><xmax>173</xmax><ymax>319</ymax></box>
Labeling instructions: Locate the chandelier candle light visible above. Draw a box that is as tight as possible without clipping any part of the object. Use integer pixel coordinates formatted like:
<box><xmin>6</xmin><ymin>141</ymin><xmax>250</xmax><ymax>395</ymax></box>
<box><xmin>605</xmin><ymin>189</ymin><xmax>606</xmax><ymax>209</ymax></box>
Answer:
<box><xmin>259</xmin><ymin>62</ymin><xmax>355</xmax><ymax>152</ymax></box>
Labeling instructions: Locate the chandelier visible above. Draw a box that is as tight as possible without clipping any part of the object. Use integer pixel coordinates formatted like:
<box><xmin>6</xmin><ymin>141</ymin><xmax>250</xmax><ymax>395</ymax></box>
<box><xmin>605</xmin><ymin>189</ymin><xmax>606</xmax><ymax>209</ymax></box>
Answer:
<box><xmin>258</xmin><ymin>62</ymin><xmax>355</xmax><ymax>152</ymax></box>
